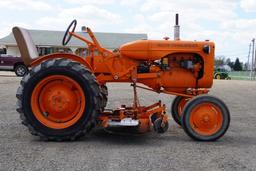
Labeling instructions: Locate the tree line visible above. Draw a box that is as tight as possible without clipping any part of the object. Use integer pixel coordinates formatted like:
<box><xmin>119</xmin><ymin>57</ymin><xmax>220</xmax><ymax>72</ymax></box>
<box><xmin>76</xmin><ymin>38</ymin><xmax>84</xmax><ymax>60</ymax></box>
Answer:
<box><xmin>215</xmin><ymin>56</ymin><xmax>244</xmax><ymax>71</ymax></box>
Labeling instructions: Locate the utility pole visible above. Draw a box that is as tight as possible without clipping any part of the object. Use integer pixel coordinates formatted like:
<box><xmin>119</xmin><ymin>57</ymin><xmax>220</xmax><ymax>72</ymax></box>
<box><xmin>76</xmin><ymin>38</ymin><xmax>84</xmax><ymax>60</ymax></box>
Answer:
<box><xmin>247</xmin><ymin>43</ymin><xmax>251</xmax><ymax>71</ymax></box>
<box><xmin>254</xmin><ymin>41</ymin><xmax>256</xmax><ymax>80</ymax></box>
<box><xmin>250</xmin><ymin>39</ymin><xmax>255</xmax><ymax>80</ymax></box>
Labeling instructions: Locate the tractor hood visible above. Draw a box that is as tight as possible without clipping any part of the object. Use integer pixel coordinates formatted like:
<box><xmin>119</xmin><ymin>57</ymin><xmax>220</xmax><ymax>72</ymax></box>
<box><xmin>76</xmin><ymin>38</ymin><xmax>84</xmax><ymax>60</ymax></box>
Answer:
<box><xmin>119</xmin><ymin>40</ymin><xmax>214</xmax><ymax>60</ymax></box>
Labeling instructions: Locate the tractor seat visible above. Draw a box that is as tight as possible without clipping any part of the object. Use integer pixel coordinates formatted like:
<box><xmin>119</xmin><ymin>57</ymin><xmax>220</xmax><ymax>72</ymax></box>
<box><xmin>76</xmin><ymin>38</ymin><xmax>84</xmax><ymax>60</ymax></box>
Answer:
<box><xmin>12</xmin><ymin>27</ymin><xmax>39</xmax><ymax>66</ymax></box>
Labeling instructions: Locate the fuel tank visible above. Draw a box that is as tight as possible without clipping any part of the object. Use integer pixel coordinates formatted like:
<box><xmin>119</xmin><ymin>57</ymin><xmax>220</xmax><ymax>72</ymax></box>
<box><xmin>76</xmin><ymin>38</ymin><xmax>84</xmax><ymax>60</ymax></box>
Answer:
<box><xmin>119</xmin><ymin>39</ymin><xmax>214</xmax><ymax>60</ymax></box>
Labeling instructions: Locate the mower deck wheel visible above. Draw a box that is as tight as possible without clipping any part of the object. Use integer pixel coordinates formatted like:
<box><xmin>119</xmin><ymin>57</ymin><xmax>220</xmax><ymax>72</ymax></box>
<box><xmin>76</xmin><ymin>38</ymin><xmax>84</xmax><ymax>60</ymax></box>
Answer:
<box><xmin>153</xmin><ymin>118</ymin><xmax>169</xmax><ymax>133</ymax></box>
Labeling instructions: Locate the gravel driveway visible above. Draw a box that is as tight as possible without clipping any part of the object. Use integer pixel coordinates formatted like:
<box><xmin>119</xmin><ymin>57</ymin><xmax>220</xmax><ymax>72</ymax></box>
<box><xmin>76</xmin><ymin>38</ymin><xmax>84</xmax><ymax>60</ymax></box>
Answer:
<box><xmin>0</xmin><ymin>74</ymin><xmax>255</xmax><ymax>171</ymax></box>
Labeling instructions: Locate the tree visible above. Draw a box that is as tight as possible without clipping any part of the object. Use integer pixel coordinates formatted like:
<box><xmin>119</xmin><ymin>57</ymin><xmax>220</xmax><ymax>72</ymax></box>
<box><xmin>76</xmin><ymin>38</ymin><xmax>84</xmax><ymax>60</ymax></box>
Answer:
<box><xmin>228</xmin><ymin>62</ymin><xmax>234</xmax><ymax>70</ymax></box>
<box><xmin>225</xmin><ymin>58</ymin><xmax>231</xmax><ymax>65</ymax></box>
<box><xmin>233</xmin><ymin>58</ymin><xmax>242</xmax><ymax>71</ymax></box>
<box><xmin>225</xmin><ymin>58</ymin><xmax>234</xmax><ymax>70</ymax></box>
<box><xmin>215</xmin><ymin>56</ymin><xmax>225</xmax><ymax>66</ymax></box>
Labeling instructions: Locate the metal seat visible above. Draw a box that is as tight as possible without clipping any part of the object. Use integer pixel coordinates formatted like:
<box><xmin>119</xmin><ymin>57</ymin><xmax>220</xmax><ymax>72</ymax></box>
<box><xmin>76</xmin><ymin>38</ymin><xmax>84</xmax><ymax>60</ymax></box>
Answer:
<box><xmin>12</xmin><ymin>27</ymin><xmax>38</xmax><ymax>66</ymax></box>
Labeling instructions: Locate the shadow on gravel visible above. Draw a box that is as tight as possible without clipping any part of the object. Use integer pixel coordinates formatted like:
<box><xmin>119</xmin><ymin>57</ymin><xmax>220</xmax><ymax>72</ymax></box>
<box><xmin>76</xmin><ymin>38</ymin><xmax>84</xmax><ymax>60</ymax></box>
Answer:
<box><xmin>28</xmin><ymin>127</ymin><xmax>157</xmax><ymax>145</ymax></box>
<box><xmin>77</xmin><ymin>127</ymin><xmax>188</xmax><ymax>146</ymax></box>
<box><xmin>28</xmin><ymin>127</ymin><xmax>248</xmax><ymax>147</ymax></box>
<box><xmin>87</xmin><ymin>129</ymin><xmax>256</xmax><ymax>147</ymax></box>
<box><xmin>28</xmin><ymin>132</ymin><xmax>254</xmax><ymax>149</ymax></box>
<box><xmin>86</xmin><ymin>128</ymin><xmax>158</xmax><ymax>145</ymax></box>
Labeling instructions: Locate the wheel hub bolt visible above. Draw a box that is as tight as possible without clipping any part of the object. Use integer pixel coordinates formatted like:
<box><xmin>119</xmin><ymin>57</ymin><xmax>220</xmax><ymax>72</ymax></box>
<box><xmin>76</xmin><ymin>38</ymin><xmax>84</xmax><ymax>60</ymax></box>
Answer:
<box><xmin>203</xmin><ymin>115</ymin><xmax>210</xmax><ymax>122</ymax></box>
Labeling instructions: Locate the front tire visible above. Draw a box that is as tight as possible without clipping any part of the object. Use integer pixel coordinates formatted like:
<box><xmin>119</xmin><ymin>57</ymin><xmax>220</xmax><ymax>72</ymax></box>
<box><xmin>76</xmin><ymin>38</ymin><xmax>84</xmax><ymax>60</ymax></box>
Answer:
<box><xmin>181</xmin><ymin>95</ymin><xmax>230</xmax><ymax>141</ymax></box>
<box><xmin>171</xmin><ymin>96</ymin><xmax>190</xmax><ymax>126</ymax></box>
<box><xmin>16</xmin><ymin>59</ymin><xmax>101</xmax><ymax>141</ymax></box>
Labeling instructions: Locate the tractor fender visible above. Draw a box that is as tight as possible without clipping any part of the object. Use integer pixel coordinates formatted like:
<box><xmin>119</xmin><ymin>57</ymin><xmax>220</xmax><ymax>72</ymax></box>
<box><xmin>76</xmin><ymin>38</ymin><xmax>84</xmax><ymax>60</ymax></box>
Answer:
<box><xmin>30</xmin><ymin>53</ymin><xmax>93</xmax><ymax>71</ymax></box>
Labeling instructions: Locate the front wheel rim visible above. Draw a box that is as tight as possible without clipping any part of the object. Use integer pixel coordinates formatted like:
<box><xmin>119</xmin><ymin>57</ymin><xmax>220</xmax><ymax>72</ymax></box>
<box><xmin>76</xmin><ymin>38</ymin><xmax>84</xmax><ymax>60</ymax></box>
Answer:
<box><xmin>189</xmin><ymin>102</ymin><xmax>223</xmax><ymax>136</ymax></box>
<box><xmin>31</xmin><ymin>75</ymin><xmax>86</xmax><ymax>129</ymax></box>
<box><xmin>177</xmin><ymin>97</ymin><xmax>189</xmax><ymax>117</ymax></box>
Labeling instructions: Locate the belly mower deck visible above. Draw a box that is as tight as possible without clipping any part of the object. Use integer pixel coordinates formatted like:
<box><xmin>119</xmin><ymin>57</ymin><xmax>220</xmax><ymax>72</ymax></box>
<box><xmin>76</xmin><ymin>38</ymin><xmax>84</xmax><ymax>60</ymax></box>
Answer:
<box><xmin>98</xmin><ymin>84</ymin><xmax>169</xmax><ymax>134</ymax></box>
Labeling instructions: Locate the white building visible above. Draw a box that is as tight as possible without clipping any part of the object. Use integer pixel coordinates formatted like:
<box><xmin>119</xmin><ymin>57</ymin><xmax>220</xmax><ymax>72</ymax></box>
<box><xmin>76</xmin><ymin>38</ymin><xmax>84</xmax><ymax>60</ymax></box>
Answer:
<box><xmin>0</xmin><ymin>29</ymin><xmax>147</xmax><ymax>57</ymax></box>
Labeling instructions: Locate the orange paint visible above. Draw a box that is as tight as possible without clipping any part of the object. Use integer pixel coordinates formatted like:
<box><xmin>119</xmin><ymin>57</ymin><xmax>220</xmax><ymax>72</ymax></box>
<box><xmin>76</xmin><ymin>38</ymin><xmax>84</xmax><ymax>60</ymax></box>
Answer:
<box><xmin>31</xmin><ymin>75</ymin><xmax>85</xmax><ymax>129</ymax></box>
<box><xmin>31</xmin><ymin>29</ymin><xmax>214</xmax><ymax>94</ymax></box>
<box><xmin>177</xmin><ymin>97</ymin><xmax>189</xmax><ymax>116</ymax></box>
<box><xmin>28</xmin><ymin>24</ymin><xmax>216</xmax><ymax>132</ymax></box>
<box><xmin>189</xmin><ymin>103</ymin><xmax>223</xmax><ymax>136</ymax></box>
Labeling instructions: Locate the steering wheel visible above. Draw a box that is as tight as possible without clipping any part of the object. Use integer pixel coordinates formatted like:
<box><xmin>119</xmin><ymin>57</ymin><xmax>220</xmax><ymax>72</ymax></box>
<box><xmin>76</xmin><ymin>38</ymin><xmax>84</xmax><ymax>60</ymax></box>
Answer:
<box><xmin>62</xmin><ymin>19</ymin><xmax>77</xmax><ymax>46</ymax></box>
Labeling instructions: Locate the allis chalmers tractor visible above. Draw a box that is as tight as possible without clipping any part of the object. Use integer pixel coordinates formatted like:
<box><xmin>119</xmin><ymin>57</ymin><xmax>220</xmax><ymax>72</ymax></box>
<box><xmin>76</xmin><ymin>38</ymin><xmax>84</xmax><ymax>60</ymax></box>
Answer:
<box><xmin>13</xmin><ymin>16</ymin><xmax>230</xmax><ymax>141</ymax></box>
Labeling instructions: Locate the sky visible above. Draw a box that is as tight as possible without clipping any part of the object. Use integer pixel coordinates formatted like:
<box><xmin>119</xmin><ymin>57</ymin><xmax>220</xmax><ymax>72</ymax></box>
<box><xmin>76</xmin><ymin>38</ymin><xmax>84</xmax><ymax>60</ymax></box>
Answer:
<box><xmin>0</xmin><ymin>0</ymin><xmax>256</xmax><ymax>62</ymax></box>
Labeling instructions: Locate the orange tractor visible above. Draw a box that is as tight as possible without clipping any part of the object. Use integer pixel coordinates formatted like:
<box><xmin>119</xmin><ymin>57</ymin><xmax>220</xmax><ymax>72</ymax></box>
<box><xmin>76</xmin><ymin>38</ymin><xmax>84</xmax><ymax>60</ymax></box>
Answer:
<box><xmin>13</xmin><ymin>16</ymin><xmax>230</xmax><ymax>141</ymax></box>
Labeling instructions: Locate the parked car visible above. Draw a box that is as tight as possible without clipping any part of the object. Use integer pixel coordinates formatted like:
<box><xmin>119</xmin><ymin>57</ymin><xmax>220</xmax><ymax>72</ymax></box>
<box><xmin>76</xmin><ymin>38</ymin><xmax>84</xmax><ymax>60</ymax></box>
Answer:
<box><xmin>0</xmin><ymin>54</ymin><xmax>28</xmax><ymax>76</ymax></box>
<box><xmin>214</xmin><ymin>68</ymin><xmax>231</xmax><ymax>80</ymax></box>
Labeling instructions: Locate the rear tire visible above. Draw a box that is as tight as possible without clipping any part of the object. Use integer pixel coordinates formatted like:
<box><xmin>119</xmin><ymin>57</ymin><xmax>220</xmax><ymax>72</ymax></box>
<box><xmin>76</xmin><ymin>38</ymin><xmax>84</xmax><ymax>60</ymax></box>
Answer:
<box><xmin>16</xmin><ymin>59</ymin><xmax>101</xmax><ymax>141</ymax></box>
<box><xmin>181</xmin><ymin>95</ymin><xmax>230</xmax><ymax>141</ymax></box>
<box><xmin>14</xmin><ymin>64</ymin><xmax>27</xmax><ymax>77</ymax></box>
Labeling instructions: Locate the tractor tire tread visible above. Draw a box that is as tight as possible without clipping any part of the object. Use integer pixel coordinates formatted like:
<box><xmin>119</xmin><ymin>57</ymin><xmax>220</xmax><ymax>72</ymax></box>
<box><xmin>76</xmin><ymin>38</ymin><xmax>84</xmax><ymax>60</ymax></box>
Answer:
<box><xmin>16</xmin><ymin>58</ymin><xmax>101</xmax><ymax>141</ymax></box>
<box><xmin>171</xmin><ymin>96</ymin><xmax>184</xmax><ymax>126</ymax></box>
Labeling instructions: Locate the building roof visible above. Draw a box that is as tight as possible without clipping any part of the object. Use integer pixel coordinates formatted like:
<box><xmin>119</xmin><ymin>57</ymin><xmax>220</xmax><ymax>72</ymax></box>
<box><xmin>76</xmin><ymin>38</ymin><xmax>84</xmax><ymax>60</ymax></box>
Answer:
<box><xmin>0</xmin><ymin>29</ymin><xmax>147</xmax><ymax>49</ymax></box>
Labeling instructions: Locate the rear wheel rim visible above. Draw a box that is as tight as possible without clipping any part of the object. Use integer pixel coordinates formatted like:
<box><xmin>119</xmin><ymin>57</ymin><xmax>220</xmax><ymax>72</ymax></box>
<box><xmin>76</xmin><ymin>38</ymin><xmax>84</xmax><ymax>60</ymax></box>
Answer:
<box><xmin>216</xmin><ymin>75</ymin><xmax>221</xmax><ymax>79</ymax></box>
<box><xmin>189</xmin><ymin>102</ymin><xmax>223</xmax><ymax>136</ymax></box>
<box><xmin>31</xmin><ymin>75</ymin><xmax>86</xmax><ymax>129</ymax></box>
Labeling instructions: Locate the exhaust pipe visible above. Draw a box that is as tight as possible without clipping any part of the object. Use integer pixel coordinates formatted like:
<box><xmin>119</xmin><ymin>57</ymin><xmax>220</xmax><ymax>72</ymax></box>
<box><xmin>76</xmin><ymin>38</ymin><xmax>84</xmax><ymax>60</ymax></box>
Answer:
<box><xmin>174</xmin><ymin>13</ymin><xmax>180</xmax><ymax>40</ymax></box>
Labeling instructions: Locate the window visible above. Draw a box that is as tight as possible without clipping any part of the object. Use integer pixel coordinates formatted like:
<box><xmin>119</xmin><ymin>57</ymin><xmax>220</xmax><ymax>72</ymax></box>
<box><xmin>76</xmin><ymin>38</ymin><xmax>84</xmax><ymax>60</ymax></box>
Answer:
<box><xmin>75</xmin><ymin>48</ymin><xmax>88</xmax><ymax>57</ymax></box>
<box><xmin>38</xmin><ymin>47</ymin><xmax>52</xmax><ymax>56</ymax></box>
<box><xmin>38</xmin><ymin>47</ymin><xmax>72</xmax><ymax>56</ymax></box>
<box><xmin>0</xmin><ymin>48</ymin><xmax>7</xmax><ymax>54</ymax></box>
